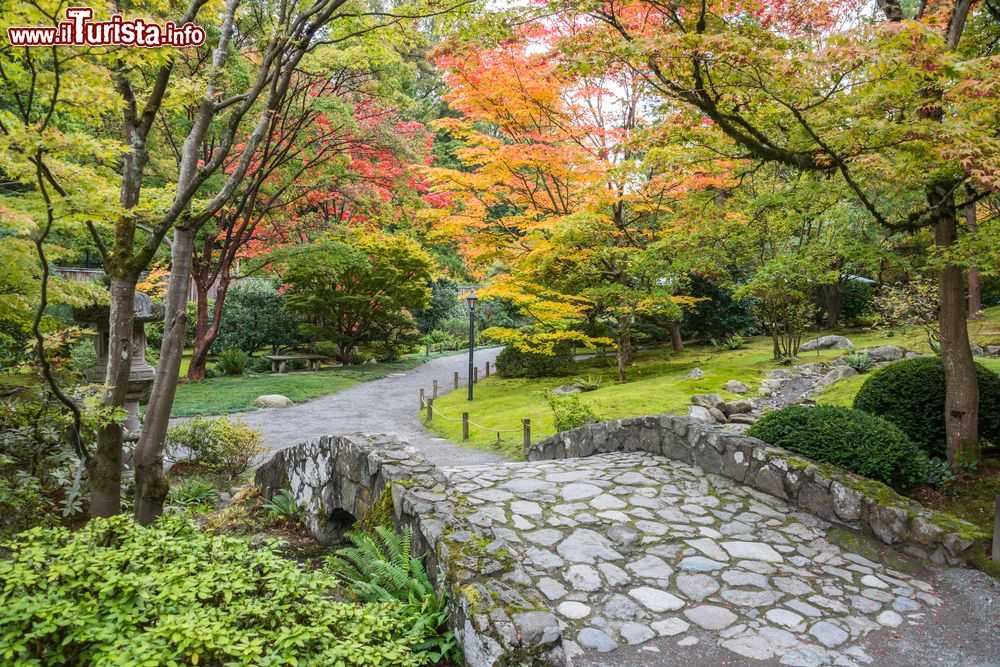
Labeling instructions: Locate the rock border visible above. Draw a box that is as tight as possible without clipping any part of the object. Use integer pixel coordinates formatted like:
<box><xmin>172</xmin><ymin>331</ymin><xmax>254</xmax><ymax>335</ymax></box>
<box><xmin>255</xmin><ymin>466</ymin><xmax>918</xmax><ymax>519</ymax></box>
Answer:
<box><xmin>256</xmin><ymin>434</ymin><xmax>565</xmax><ymax>666</ymax></box>
<box><xmin>527</xmin><ymin>415</ymin><xmax>985</xmax><ymax>566</ymax></box>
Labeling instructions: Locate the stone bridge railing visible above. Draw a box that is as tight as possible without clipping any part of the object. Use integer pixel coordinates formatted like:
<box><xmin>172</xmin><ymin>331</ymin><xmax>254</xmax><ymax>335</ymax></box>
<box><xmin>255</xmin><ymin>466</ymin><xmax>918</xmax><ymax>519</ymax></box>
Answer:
<box><xmin>256</xmin><ymin>434</ymin><xmax>565</xmax><ymax>667</ymax></box>
<box><xmin>527</xmin><ymin>414</ymin><xmax>983</xmax><ymax>566</ymax></box>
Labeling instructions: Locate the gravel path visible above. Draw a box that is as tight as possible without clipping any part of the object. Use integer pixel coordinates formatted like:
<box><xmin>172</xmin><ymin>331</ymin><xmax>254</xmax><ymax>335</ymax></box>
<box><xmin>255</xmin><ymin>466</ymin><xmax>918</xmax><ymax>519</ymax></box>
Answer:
<box><xmin>207</xmin><ymin>348</ymin><xmax>506</xmax><ymax>467</ymax></box>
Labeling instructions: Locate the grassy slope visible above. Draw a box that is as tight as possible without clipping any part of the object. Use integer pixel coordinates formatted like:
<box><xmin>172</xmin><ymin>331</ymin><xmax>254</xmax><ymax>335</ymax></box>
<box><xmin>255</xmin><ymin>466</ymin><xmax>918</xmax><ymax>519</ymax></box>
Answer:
<box><xmin>427</xmin><ymin>307</ymin><xmax>1000</xmax><ymax>460</ymax></box>
<box><xmin>170</xmin><ymin>351</ymin><xmax>455</xmax><ymax>418</ymax></box>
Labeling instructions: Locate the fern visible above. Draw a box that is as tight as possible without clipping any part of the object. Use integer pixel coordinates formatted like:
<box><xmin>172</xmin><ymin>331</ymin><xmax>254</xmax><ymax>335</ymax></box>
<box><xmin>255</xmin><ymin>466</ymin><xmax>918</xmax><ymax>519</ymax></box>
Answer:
<box><xmin>327</xmin><ymin>525</ymin><xmax>459</xmax><ymax>662</ymax></box>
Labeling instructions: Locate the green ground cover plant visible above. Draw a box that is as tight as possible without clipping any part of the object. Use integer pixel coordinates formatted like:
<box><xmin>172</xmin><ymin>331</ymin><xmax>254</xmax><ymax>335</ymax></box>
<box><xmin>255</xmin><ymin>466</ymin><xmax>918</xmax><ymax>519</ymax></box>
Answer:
<box><xmin>0</xmin><ymin>516</ymin><xmax>450</xmax><ymax>666</ymax></box>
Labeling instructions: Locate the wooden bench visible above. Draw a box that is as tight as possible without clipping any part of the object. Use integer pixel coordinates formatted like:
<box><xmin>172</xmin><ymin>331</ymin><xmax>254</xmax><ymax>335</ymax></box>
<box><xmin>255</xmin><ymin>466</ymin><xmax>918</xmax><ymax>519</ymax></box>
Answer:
<box><xmin>263</xmin><ymin>354</ymin><xmax>330</xmax><ymax>373</ymax></box>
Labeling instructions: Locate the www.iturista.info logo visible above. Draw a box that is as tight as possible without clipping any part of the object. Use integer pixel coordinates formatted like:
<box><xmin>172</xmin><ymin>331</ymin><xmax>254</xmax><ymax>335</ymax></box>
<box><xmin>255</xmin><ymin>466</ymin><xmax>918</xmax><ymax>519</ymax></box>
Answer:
<box><xmin>6</xmin><ymin>7</ymin><xmax>206</xmax><ymax>47</ymax></box>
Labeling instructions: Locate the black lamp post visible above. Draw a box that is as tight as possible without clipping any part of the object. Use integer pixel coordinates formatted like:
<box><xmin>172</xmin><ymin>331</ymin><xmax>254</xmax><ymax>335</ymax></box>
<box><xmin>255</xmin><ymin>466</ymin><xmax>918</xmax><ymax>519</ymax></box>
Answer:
<box><xmin>466</xmin><ymin>289</ymin><xmax>478</xmax><ymax>400</ymax></box>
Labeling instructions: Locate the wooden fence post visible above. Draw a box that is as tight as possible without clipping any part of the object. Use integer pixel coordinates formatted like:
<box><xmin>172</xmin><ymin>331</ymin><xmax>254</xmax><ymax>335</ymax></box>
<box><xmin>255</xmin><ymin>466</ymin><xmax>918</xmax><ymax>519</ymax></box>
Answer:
<box><xmin>522</xmin><ymin>418</ymin><xmax>531</xmax><ymax>453</ymax></box>
<box><xmin>453</xmin><ymin>371</ymin><xmax>459</xmax><ymax>389</ymax></box>
<box><xmin>462</xmin><ymin>412</ymin><xmax>469</xmax><ymax>440</ymax></box>
<box><xmin>474</xmin><ymin>367</ymin><xmax>479</xmax><ymax>383</ymax></box>
<box><xmin>485</xmin><ymin>361</ymin><xmax>490</xmax><ymax>377</ymax></box>
<box><xmin>426</xmin><ymin>398</ymin><xmax>433</xmax><ymax>422</ymax></box>
<box><xmin>432</xmin><ymin>379</ymin><xmax>438</xmax><ymax>398</ymax></box>
<box><xmin>419</xmin><ymin>387</ymin><xmax>425</xmax><ymax>408</ymax></box>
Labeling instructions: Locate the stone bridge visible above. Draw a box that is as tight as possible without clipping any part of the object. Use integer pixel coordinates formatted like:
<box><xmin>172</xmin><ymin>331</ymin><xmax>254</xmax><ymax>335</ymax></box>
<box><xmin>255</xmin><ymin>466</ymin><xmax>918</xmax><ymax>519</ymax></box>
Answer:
<box><xmin>255</xmin><ymin>416</ymin><xmax>988</xmax><ymax>667</ymax></box>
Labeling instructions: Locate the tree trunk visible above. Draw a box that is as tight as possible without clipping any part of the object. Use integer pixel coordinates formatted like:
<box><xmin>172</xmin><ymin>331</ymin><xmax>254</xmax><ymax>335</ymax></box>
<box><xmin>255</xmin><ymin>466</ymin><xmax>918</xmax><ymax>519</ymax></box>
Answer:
<box><xmin>670</xmin><ymin>322</ymin><xmax>684</xmax><ymax>352</ymax></box>
<box><xmin>90</xmin><ymin>274</ymin><xmax>138</xmax><ymax>518</ymax></box>
<box><xmin>933</xmin><ymin>191</ymin><xmax>980</xmax><ymax>466</ymax></box>
<box><xmin>824</xmin><ymin>283</ymin><xmax>843</xmax><ymax>329</ymax></box>
<box><xmin>617</xmin><ymin>315</ymin><xmax>631</xmax><ymax>383</ymax></box>
<box><xmin>966</xmin><ymin>200</ymin><xmax>981</xmax><ymax>318</ymax></box>
<box><xmin>134</xmin><ymin>226</ymin><xmax>197</xmax><ymax>524</ymax></box>
<box><xmin>187</xmin><ymin>275</ymin><xmax>230</xmax><ymax>381</ymax></box>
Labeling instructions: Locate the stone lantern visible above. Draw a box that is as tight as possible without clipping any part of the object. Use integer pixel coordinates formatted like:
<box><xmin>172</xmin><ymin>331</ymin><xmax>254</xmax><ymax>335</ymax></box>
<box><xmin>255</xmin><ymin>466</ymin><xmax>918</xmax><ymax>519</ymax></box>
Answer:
<box><xmin>75</xmin><ymin>292</ymin><xmax>165</xmax><ymax>441</ymax></box>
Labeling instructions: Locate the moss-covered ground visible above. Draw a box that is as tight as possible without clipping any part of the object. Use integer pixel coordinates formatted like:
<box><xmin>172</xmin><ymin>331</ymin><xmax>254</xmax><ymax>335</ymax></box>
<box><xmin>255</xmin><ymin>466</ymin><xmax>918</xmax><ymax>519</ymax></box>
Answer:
<box><xmin>426</xmin><ymin>306</ymin><xmax>1000</xmax><ymax>459</ymax></box>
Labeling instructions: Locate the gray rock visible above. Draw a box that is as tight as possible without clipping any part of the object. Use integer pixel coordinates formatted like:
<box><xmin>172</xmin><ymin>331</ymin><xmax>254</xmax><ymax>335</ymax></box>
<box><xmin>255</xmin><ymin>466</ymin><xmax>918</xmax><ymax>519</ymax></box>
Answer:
<box><xmin>678</xmin><ymin>556</ymin><xmax>727</xmax><ymax>572</ymax></box>
<box><xmin>629</xmin><ymin>586</ymin><xmax>685</xmax><ymax>612</ymax></box>
<box><xmin>709</xmin><ymin>407</ymin><xmax>728</xmax><ymax>423</ymax></box>
<box><xmin>619</xmin><ymin>622</ymin><xmax>655</xmax><ymax>645</ymax></box>
<box><xmin>684</xmin><ymin>604</ymin><xmax>739</xmax><ymax>630</ymax></box>
<box><xmin>566</xmin><ymin>564</ymin><xmax>602</xmax><ymax>591</ymax></box>
<box><xmin>604</xmin><ymin>594</ymin><xmax>644</xmax><ymax>620</ymax></box>
<box><xmin>721</xmin><ymin>635</ymin><xmax>775</xmax><ymax>660</ymax></box>
<box><xmin>691</xmin><ymin>393</ymin><xmax>725</xmax><ymax>409</ymax></box>
<box><xmin>550</xmin><ymin>384</ymin><xmax>582</xmax><ymax>395</ymax></box>
<box><xmin>724</xmin><ymin>380</ymin><xmax>750</xmax><ymax>394</ymax></box>
<box><xmin>816</xmin><ymin>365</ymin><xmax>859</xmax><ymax>389</ymax></box>
<box><xmin>683</xmin><ymin>367</ymin><xmax>705</xmax><ymax>379</ymax></box>
<box><xmin>512</xmin><ymin>611</ymin><xmax>561</xmax><ymax>645</ymax></box>
<box><xmin>859</xmin><ymin>345</ymin><xmax>905</xmax><ymax>362</ymax></box>
<box><xmin>607</xmin><ymin>523</ymin><xmax>639</xmax><ymax>548</ymax></box>
<box><xmin>577</xmin><ymin>628</ymin><xmax>617</xmax><ymax>653</ymax></box>
<box><xmin>651</xmin><ymin>618</ymin><xmax>690</xmax><ymax>636</ymax></box>
<box><xmin>721</xmin><ymin>399</ymin><xmax>754</xmax><ymax>416</ymax></box>
<box><xmin>688</xmin><ymin>405</ymin><xmax>715</xmax><ymax>422</ymax></box>
<box><xmin>728</xmin><ymin>414</ymin><xmax>757</xmax><ymax>425</ymax></box>
<box><xmin>809</xmin><ymin>620</ymin><xmax>849</xmax><ymax>647</ymax></box>
<box><xmin>676</xmin><ymin>573</ymin><xmax>721</xmax><ymax>601</ymax></box>
<box><xmin>254</xmin><ymin>394</ymin><xmax>293</xmax><ymax>408</ymax></box>
<box><xmin>720</xmin><ymin>540</ymin><xmax>784</xmax><ymax>563</ymax></box>
<box><xmin>800</xmin><ymin>335</ymin><xmax>854</xmax><ymax>351</ymax></box>
<box><xmin>557</xmin><ymin>529</ymin><xmax>623</xmax><ymax>563</ymax></box>
<box><xmin>876</xmin><ymin>610</ymin><xmax>903</xmax><ymax>627</ymax></box>
<box><xmin>558</xmin><ymin>601</ymin><xmax>591</xmax><ymax>619</ymax></box>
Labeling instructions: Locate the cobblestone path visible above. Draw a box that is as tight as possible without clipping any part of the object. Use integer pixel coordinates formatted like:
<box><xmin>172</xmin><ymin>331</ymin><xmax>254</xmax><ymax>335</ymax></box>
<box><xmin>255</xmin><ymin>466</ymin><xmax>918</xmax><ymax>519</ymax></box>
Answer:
<box><xmin>443</xmin><ymin>452</ymin><xmax>998</xmax><ymax>667</ymax></box>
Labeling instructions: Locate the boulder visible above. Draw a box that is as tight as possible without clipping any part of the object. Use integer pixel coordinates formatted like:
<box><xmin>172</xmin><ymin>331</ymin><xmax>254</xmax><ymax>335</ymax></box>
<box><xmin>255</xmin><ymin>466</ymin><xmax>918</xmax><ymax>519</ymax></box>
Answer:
<box><xmin>708</xmin><ymin>407</ymin><xmax>728</xmax><ymax>423</ymax></box>
<box><xmin>971</xmin><ymin>344</ymin><xmax>984</xmax><ymax>358</ymax></box>
<box><xmin>551</xmin><ymin>384</ymin><xmax>582</xmax><ymax>395</ymax></box>
<box><xmin>688</xmin><ymin>405</ymin><xmax>715</xmax><ymax>422</ymax></box>
<box><xmin>815</xmin><ymin>365</ymin><xmax>859</xmax><ymax>390</ymax></box>
<box><xmin>691</xmin><ymin>393</ymin><xmax>725</xmax><ymax>410</ymax></box>
<box><xmin>721</xmin><ymin>399</ymin><xmax>754</xmax><ymax>416</ymax></box>
<box><xmin>683</xmin><ymin>367</ymin><xmax>704</xmax><ymax>380</ymax></box>
<box><xmin>859</xmin><ymin>345</ymin><xmax>904</xmax><ymax>362</ymax></box>
<box><xmin>723</xmin><ymin>380</ymin><xmax>749</xmax><ymax>394</ymax></box>
<box><xmin>728</xmin><ymin>414</ymin><xmax>757</xmax><ymax>425</ymax></box>
<box><xmin>254</xmin><ymin>394</ymin><xmax>293</xmax><ymax>408</ymax></box>
<box><xmin>800</xmin><ymin>335</ymin><xmax>853</xmax><ymax>352</ymax></box>
<box><xmin>794</xmin><ymin>363</ymin><xmax>825</xmax><ymax>377</ymax></box>
<box><xmin>987</xmin><ymin>345</ymin><xmax>1000</xmax><ymax>358</ymax></box>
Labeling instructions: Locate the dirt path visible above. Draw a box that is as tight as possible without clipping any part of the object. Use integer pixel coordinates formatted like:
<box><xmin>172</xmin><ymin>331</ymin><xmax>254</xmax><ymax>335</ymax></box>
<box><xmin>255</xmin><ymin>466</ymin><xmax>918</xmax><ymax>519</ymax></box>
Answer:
<box><xmin>197</xmin><ymin>348</ymin><xmax>506</xmax><ymax>467</ymax></box>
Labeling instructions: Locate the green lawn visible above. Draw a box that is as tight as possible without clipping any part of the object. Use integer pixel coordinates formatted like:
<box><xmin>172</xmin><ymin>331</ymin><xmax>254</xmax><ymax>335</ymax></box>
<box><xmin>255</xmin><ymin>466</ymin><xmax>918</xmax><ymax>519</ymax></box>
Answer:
<box><xmin>169</xmin><ymin>350</ymin><xmax>456</xmax><ymax>418</ymax></box>
<box><xmin>427</xmin><ymin>307</ymin><xmax>1000</xmax><ymax>459</ymax></box>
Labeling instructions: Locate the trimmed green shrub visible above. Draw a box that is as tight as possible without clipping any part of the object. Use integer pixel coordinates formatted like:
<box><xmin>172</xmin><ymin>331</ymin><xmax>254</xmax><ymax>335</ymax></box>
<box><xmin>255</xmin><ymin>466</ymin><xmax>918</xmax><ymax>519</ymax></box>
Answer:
<box><xmin>547</xmin><ymin>392</ymin><xmax>597</xmax><ymax>432</ymax></box>
<box><xmin>853</xmin><ymin>356</ymin><xmax>1000</xmax><ymax>458</ymax></box>
<box><xmin>215</xmin><ymin>348</ymin><xmax>249</xmax><ymax>376</ymax></box>
<box><xmin>747</xmin><ymin>405</ymin><xmax>928</xmax><ymax>490</ymax></box>
<box><xmin>495</xmin><ymin>344</ymin><xmax>574</xmax><ymax>378</ymax></box>
<box><xmin>0</xmin><ymin>516</ymin><xmax>444</xmax><ymax>666</ymax></box>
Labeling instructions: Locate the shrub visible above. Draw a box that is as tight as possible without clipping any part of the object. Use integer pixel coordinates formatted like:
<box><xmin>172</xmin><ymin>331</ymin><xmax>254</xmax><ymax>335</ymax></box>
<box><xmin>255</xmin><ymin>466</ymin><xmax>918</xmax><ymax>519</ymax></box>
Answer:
<box><xmin>747</xmin><ymin>405</ymin><xmax>928</xmax><ymax>490</ymax></box>
<box><xmin>842</xmin><ymin>351</ymin><xmax>875</xmax><ymax>373</ymax></box>
<box><xmin>852</xmin><ymin>356</ymin><xmax>1000</xmax><ymax>459</ymax></box>
<box><xmin>213</xmin><ymin>277</ymin><xmax>304</xmax><ymax>355</ymax></box>
<box><xmin>215</xmin><ymin>348</ymin><xmax>249</xmax><ymax>376</ymax></box>
<box><xmin>572</xmin><ymin>375</ymin><xmax>604</xmax><ymax>392</ymax></box>
<box><xmin>495</xmin><ymin>344</ymin><xmax>574</xmax><ymax>378</ymax></box>
<box><xmin>167</xmin><ymin>476</ymin><xmax>220</xmax><ymax>508</ymax></box>
<box><xmin>0</xmin><ymin>516</ymin><xmax>445</xmax><ymax>666</ymax></box>
<box><xmin>263</xmin><ymin>488</ymin><xmax>302</xmax><ymax>521</ymax></box>
<box><xmin>165</xmin><ymin>416</ymin><xmax>265</xmax><ymax>479</ymax></box>
<box><xmin>710</xmin><ymin>335</ymin><xmax>746</xmax><ymax>351</ymax></box>
<box><xmin>547</xmin><ymin>392</ymin><xmax>597</xmax><ymax>432</ymax></box>
<box><xmin>246</xmin><ymin>354</ymin><xmax>273</xmax><ymax>374</ymax></box>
